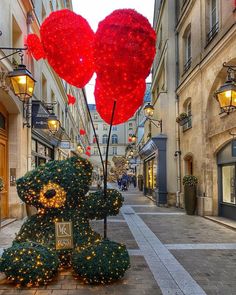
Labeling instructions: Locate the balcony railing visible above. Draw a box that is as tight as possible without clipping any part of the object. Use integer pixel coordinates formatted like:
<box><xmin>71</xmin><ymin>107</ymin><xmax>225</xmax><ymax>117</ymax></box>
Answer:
<box><xmin>183</xmin><ymin>57</ymin><xmax>192</xmax><ymax>74</ymax></box>
<box><xmin>207</xmin><ymin>22</ymin><xmax>219</xmax><ymax>44</ymax></box>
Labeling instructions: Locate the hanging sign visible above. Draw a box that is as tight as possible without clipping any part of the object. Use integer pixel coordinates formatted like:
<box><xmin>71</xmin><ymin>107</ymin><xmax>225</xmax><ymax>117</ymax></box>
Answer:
<box><xmin>55</xmin><ymin>221</ymin><xmax>73</xmax><ymax>250</ymax></box>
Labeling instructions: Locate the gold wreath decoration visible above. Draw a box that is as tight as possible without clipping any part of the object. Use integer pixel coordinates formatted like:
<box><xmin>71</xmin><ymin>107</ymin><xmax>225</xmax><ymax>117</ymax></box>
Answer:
<box><xmin>39</xmin><ymin>182</ymin><xmax>67</xmax><ymax>208</ymax></box>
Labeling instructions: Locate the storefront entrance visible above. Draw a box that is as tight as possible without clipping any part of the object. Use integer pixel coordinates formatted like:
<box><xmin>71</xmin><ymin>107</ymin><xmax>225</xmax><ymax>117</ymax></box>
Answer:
<box><xmin>144</xmin><ymin>156</ymin><xmax>157</xmax><ymax>197</ymax></box>
<box><xmin>218</xmin><ymin>141</ymin><xmax>236</xmax><ymax>220</ymax></box>
<box><xmin>0</xmin><ymin>104</ymin><xmax>8</xmax><ymax>219</ymax></box>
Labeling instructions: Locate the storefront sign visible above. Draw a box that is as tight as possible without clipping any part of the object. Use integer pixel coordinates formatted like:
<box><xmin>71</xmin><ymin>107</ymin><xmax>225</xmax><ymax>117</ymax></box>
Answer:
<box><xmin>59</xmin><ymin>140</ymin><xmax>71</xmax><ymax>149</ymax></box>
<box><xmin>55</xmin><ymin>221</ymin><xmax>73</xmax><ymax>250</ymax></box>
<box><xmin>31</xmin><ymin>101</ymin><xmax>49</xmax><ymax>129</ymax></box>
<box><xmin>232</xmin><ymin>140</ymin><xmax>236</xmax><ymax>157</ymax></box>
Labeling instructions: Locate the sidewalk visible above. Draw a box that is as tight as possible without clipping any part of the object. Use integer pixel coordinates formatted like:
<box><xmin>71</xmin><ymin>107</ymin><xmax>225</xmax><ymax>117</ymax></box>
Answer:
<box><xmin>1</xmin><ymin>186</ymin><xmax>236</xmax><ymax>294</ymax></box>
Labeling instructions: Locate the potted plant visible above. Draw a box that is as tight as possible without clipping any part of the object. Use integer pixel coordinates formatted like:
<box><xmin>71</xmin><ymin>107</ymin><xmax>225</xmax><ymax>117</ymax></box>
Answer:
<box><xmin>183</xmin><ymin>175</ymin><xmax>198</xmax><ymax>215</ymax></box>
<box><xmin>176</xmin><ymin>112</ymin><xmax>189</xmax><ymax>126</ymax></box>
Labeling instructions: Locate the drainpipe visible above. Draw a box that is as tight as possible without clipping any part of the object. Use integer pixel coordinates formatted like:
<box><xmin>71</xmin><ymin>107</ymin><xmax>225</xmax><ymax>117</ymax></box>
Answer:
<box><xmin>175</xmin><ymin>12</ymin><xmax>181</xmax><ymax>207</ymax></box>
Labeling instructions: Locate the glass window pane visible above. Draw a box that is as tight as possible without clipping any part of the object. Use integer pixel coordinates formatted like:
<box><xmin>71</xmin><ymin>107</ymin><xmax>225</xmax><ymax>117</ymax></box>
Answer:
<box><xmin>0</xmin><ymin>113</ymin><xmax>6</xmax><ymax>129</ymax></box>
<box><xmin>222</xmin><ymin>165</ymin><xmax>235</xmax><ymax>204</ymax></box>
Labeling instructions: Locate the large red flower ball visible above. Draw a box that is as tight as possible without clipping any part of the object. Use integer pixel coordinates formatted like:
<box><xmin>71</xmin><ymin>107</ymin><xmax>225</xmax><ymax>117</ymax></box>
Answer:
<box><xmin>95</xmin><ymin>78</ymin><xmax>146</xmax><ymax>125</ymax></box>
<box><xmin>94</xmin><ymin>9</ymin><xmax>156</xmax><ymax>85</ymax></box>
<box><xmin>39</xmin><ymin>9</ymin><xmax>94</xmax><ymax>88</ymax></box>
<box><xmin>26</xmin><ymin>34</ymin><xmax>45</xmax><ymax>61</ymax></box>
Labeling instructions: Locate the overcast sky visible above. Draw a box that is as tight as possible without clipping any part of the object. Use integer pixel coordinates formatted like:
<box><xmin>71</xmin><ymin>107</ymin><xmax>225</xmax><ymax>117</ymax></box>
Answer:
<box><xmin>72</xmin><ymin>0</ymin><xmax>155</xmax><ymax>103</ymax></box>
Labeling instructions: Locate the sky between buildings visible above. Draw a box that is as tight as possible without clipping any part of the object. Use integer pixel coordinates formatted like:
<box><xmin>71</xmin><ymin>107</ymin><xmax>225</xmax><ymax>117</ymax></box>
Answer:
<box><xmin>71</xmin><ymin>0</ymin><xmax>155</xmax><ymax>103</ymax></box>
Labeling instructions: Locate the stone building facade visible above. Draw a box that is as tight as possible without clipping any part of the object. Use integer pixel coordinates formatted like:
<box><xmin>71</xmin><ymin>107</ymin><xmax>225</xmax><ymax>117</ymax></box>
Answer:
<box><xmin>0</xmin><ymin>0</ymin><xmax>90</xmax><ymax>222</ymax></box>
<box><xmin>176</xmin><ymin>0</ymin><xmax>236</xmax><ymax>218</ymax></box>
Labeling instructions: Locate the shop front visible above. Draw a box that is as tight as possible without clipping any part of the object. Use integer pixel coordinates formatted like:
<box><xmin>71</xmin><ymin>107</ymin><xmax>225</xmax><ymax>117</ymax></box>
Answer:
<box><xmin>217</xmin><ymin>140</ymin><xmax>236</xmax><ymax>221</ymax></box>
<box><xmin>32</xmin><ymin>130</ymin><xmax>55</xmax><ymax>168</ymax></box>
<box><xmin>144</xmin><ymin>156</ymin><xmax>157</xmax><ymax>198</ymax></box>
<box><xmin>139</xmin><ymin>135</ymin><xmax>167</xmax><ymax>205</ymax></box>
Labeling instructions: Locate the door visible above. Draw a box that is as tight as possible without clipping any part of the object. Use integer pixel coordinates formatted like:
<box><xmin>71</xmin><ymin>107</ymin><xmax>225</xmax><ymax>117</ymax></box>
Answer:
<box><xmin>0</xmin><ymin>137</ymin><xmax>8</xmax><ymax>218</ymax></box>
<box><xmin>220</xmin><ymin>164</ymin><xmax>236</xmax><ymax>220</ymax></box>
<box><xmin>0</xmin><ymin>105</ymin><xmax>8</xmax><ymax>219</ymax></box>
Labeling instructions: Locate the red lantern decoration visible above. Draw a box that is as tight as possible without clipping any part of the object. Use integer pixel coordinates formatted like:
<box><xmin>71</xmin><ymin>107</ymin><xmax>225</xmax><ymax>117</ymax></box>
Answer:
<box><xmin>67</xmin><ymin>94</ymin><xmax>76</xmax><ymax>105</ymax></box>
<box><xmin>95</xmin><ymin>78</ymin><xmax>145</xmax><ymax>125</ymax></box>
<box><xmin>85</xmin><ymin>151</ymin><xmax>91</xmax><ymax>157</ymax></box>
<box><xmin>26</xmin><ymin>34</ymin><xmax>45</xmax><ymax>61</ymax></box>
<box><xmin>94</xmin><ymin>9</ymin><xmax>156</xmax><ymax>85</ymax></box>
<box><xmin>86</xmin><ymin>146</ymin><xmax>91</xmax><ymax>150</ymax></box>
<box><xmin>128</xmin><ymin>137</ymin><xmax>132</xmax><ymax>143</ymax></box>
<box><xmin>80</xmin><ymin>129</ymin><xmax>86</xmax><ymax>136</ymax></box>
<box><xmin>39</xmin><ymin>9</ymin><xmax>95</xmax><ymax>88</ymax></box>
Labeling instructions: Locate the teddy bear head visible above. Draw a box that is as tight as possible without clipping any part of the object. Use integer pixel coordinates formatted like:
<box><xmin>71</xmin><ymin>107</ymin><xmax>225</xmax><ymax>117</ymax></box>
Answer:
<box><xmin>16</xmin><ymin>156</ymin><xmax>93</xmax><ymax>212</ymax></box>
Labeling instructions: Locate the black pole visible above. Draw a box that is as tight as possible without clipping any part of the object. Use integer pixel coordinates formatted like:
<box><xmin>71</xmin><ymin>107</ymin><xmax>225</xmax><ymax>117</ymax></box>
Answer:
<box><xmin>82</xmin><ymin>90</ymin><xmax>105</xmax><ymax>178</ymax></box>
<box><xmin>104</xmin><ymin>100</ymin><xmax>117</xmax><ymax>239</ymax></box>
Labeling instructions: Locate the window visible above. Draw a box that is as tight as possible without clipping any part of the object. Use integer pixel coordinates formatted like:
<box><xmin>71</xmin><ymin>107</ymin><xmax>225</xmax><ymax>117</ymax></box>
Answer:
<box><xmin>94</xmin><ymin>124</ymin><xmax>98</xmax><ymax>130</ymax></box>
<box><xmin>183</xmin><ymin>100</ymin><xmax>192</xmax><ymax>131</ymax></box>
<box><xmin>183</xmin><ymin>25</ymin><xmax>191</xmax><ymax>73</ymax></box>
<box><xmin>129</xmin><ymin>122</ymin><xmax>133</xmax><ymax>128</ymax></box>
<box><xmin>112</xmin><ymin>134</ymin><xmax>118</xmax><ymax>144</ymax></box>
<box><xmin>103</xmin><ymin>124</ymin><xmax>108</xmax><ymax>130</ymax></box>
<box><xmin>42</xmin><ymin>74</ymin><xmax>47</xmax><ymax>102</ymax></box>
<box><xmin>112</xmin><ymin>147</ymin><xmax>117</xmax><ymax>155</ymax></box>
<box><xmin>207</xmin><ymin>0</ymin><xmax>219</xmax><ymax>43</ymax></box>
<box><xmin>184</xmin><ymin>155</ymin><xmax>193</xmax><ymax>175</ymax></box>
<box><xmin>112</xmin><ymin>126</ymin><xmax>117</xmax><ymax>131</ymax></box>
<box><xmin>93</xmin><ymin>147</ymin><xmax>98</xmax><ymax>155</ymax></box>
<box><xmin>0</xmin><ymin>113</ymin><xmax>6</xmax><ymax>130</ymax></box>
<box><xmin>158</xmin><ymin>25</ymin><xmax>162</xmax><ymax>49</ymax></box>
<box><xmin>102</xmin><ymin>134</ymin><xmax>108</xmax><ymax>144</ymax></box>
<box><xmin>94</xmin><ymin>113</ymin><xmax>98</xmax><ymax>120</ymax></box>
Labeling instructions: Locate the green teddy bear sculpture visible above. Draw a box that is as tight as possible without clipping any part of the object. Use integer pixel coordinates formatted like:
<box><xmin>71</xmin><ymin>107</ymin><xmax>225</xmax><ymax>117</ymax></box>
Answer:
<box><xmin>0</xmin><ymin>156</ymin><xmax>130</xmax><ymax>286</ymax></box>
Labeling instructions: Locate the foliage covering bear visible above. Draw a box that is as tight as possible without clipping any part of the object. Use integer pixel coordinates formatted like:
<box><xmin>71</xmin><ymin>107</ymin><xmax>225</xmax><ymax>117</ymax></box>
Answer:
<box><xmin>0</xmin><ymin>156</ymin><xmax>130</xmax><ymax>286</ymax></box>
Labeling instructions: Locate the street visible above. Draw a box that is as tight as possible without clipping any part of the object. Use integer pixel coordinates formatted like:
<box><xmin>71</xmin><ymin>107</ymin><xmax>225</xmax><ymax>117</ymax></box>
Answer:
<box><xmin>0</xmin><ymin>186</ymin><xmax>236</xmax><ymax>295</ymax></box>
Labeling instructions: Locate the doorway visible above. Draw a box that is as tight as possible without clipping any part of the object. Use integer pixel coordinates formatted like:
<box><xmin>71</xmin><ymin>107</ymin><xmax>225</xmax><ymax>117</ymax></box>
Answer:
<box><xmin>0</xmin><ymin>104</ymin><xmax>8</xmax><ymax>219</ymax></box>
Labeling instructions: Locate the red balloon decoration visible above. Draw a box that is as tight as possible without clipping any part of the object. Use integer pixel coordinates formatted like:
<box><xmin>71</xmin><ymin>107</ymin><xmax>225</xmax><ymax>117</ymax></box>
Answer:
<box><xmin>85</xmin><ymin>151</ymin><xmax>91</xmax><ymax>157</ymax></box>
<box><xmin>94</xmin><ymin>9</ymin><xmax>156</xmax><ymax>85</ymax></box>
<box><xmin>39</xmin><ymin>9</ymin><xmax>95</xmax><ymax>88</ymax></box>
<box><xmin>94</xmin><ymin>78</ymin><xmax>146</xmax><ymax>125</ymax></box>
<box><xmin>80</xmin><ymin>129</ymin><xmax>86</xmax><ymax>136</ymax></box>
<box><xmin>67</xmin><ymin>94</ymin><xmax>76</xmax><ymax>105</ymax></box>
<box><xmin>26</xmin><ymin>34</ymin><xmax>45</xmax><ymax>61</ymax></box>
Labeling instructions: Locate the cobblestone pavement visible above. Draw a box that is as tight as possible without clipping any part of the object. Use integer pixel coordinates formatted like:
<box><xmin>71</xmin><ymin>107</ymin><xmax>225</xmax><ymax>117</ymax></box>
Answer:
<box><xmin>1</xmin><ymin>186</ymin><xmax>236</xmax><ymax>294</ymax></box>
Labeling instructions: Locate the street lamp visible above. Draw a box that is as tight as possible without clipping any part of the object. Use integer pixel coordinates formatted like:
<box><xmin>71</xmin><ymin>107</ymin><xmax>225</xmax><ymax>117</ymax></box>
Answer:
<box><xmin>215</xmin><ymin>63</ymin><xmax>236</xmax><ymax>114</ymax></box>
<box><xmin>143</xmin><ymin>103</ymin><xmax>162</xmax><ymax>133</ymax></box>
<box><xmin>77</xmin><ymin>144</ymin><xmax>83</xmax><ymax>154</ymax></box>
<box><xmin>131</xmin><ymin>134</ymin><xmax>137</xmax><ymax>143</ymax></box>
<box><xmin>47</xmin><ymin>113</ymin><xmax>60</xmax><ymax>134</ymax></box>
<box><xmin>8</xmin><ymin>64</ymin><xmax>36</xmax><ymax>102</ymax></box>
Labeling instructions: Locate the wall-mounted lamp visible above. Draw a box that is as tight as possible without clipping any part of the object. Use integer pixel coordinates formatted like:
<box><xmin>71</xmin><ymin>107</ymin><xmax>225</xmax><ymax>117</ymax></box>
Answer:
<box><xmin>215</xmin><ymin>63</ymin><xmax>236</xmax><ymax>114</ymax></box>
<box><xmin>47</xmin><ymin>113</ymin><xmax>60</xmax><ymax>135</ymax></box>
<box><xmin>0</xmin><ymin>47</ymin><xmax>36</xmax><ymax>102</ymax></box>
<box><xmin>144</xmin><ymin>103</ymin><xmax>162</xmax><ymax>133</ymax></box>
<box><xmin>77</xmin><ymin>144</ymin><xmax>84</xmax><ymax>154</ymax></box>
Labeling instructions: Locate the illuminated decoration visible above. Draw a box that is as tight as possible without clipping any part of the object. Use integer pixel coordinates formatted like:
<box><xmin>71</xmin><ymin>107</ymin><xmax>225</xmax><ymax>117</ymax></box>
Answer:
<box><xmin>27</xmin><ymin>9</ymin><xmax>95</xmax><ymax>88</ymax></box>
<box><xmin>39</xmin><ymin>182</ymin><xmax>67</xmax><ymax>208</ymax></box>
<box><xmin>86</xmin><ymin>146</ymin><xmax>91</xmax><ymax>150</ymax></box>
<box><xmin>67</xmin><ymin>94</ymin><xmax>76</xmax><ymax>105</ymax></box>
<box><xmin>0</xmin><ymin>157</ymin><xmax>129</xmax><ymax>285</ymax></box>
<box><xmin>85</xmin><ymin>151</ymin><xmax>91</xmax><ymax>157</ymax></box>
<box><xmin>26</xmin><ymin>34</ymin><xmax>45</xmax><ymax>60</ymax></box>
<box><xmin>80</xmin><ymin>129</ymin><xmax>86</xmax><ymax>135</ymax></box>
<box><xmin>95</xmin><ymin>78</ymin><xmax>146</xmax><ymax>125</ymax></box>
<box><xmin>47</xmin><ymin>113</ymin><xmax>60</xmax><ymax>134</ymax></box>
<box><xmin>94</xmin><ymin>9</ymin><xmax>156</xmax><ymax>85</ymax></box>
<box><xmin>128</xmin><ymin>136</ymin><xmax>132</xmax><ymax>143</ymax></box>
<box><xmin>8</xmin><ymin>64</ymin><xmax>36</xmax><ymax>102</ymax></box>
